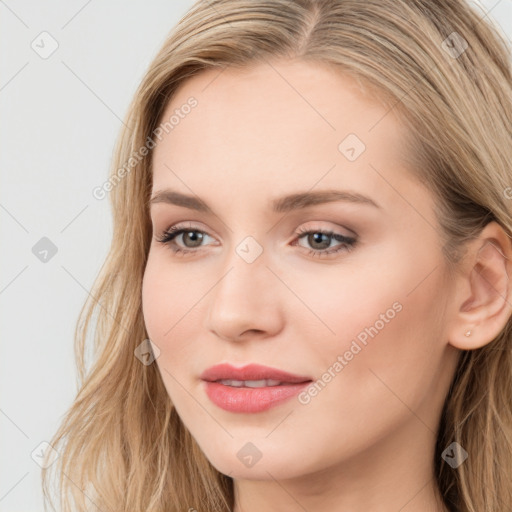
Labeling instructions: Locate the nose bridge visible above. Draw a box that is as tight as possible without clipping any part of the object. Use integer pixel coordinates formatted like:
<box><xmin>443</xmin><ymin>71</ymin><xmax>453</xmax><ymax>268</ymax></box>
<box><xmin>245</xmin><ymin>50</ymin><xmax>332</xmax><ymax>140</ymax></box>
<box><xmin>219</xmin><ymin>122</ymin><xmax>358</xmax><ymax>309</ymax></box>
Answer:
<box><xmin>218</xmin><ymin>233</ymin><xmax>269</xmax><ymax>295</ymax></box>
<box><xmin>205</xmin><ymin>234</ymin><xmax>283</xmax><ymax>340</ymax></box>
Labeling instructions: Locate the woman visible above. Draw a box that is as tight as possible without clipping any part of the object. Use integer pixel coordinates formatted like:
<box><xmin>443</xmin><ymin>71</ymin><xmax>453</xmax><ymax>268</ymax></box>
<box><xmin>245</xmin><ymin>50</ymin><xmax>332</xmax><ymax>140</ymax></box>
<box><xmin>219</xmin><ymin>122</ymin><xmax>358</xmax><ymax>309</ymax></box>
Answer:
<box><xmin>42</xmin><ymin>0</ymin><xmax>512</xmax><ymax>510</ymax></box>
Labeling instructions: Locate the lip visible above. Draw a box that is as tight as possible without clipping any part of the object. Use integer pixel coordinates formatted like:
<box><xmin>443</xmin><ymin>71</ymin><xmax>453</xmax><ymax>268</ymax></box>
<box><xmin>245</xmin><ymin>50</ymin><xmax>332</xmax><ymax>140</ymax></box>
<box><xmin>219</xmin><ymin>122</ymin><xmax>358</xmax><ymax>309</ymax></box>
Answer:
<box><xmin>200</xmin><ymin>363</ymin><xmax>313</xmax><ymax>413</ymax></box>
<box><xmin>200</xmin><ymin>363</ymin><xmax>312</xmax><ymax>384</ymax></box>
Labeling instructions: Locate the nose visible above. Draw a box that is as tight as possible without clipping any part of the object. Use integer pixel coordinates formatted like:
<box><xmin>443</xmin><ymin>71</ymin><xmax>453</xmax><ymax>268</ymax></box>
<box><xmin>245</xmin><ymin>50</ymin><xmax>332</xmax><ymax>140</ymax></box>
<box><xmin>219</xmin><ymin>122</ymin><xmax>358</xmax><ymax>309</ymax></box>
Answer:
<box><xmin>205</xmin><ymin>245</ymin><xmax>285</xmax><ymax>343</ymax></box>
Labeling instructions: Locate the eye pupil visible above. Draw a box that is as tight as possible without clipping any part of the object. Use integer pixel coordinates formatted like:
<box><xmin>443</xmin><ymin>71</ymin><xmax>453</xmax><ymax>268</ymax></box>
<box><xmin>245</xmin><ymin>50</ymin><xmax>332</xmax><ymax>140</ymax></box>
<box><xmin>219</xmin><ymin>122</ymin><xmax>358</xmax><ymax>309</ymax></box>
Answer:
<box><xmin>309</xmin><ymin>232</ymin><xmax>330</xmax><ymax>249</ymax></box>
<box><xmin>183</xmin><ymin>231</ymin><xmax>203</xmax><ymax>247</ymax></box>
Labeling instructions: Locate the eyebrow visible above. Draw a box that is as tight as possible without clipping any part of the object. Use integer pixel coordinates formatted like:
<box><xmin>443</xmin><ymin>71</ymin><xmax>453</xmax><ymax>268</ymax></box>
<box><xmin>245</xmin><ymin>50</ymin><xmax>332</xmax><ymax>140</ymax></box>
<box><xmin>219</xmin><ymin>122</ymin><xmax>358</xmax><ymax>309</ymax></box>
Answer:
<box><xmin>149</xmin><ymin>188</ymin><xmax>381</xmax><ymax>213</ymax></box>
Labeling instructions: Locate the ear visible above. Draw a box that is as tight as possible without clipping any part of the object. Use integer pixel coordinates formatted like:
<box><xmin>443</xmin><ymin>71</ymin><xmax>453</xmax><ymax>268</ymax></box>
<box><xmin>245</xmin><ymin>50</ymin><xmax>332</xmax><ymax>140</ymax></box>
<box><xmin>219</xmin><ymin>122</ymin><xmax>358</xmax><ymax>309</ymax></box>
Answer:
<box><xmin>447</xmin><ymin>221</ymin><xmax>512</xmax><ymax>350</ymax></box>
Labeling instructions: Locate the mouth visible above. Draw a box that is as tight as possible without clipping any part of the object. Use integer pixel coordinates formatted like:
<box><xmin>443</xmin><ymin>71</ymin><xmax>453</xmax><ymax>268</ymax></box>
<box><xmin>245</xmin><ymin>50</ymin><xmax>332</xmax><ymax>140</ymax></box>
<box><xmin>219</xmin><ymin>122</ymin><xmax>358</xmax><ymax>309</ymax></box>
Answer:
<box><xmin>214</xmin><ymin>378</ymin><xmax>294</xmax><ymax>387</ymax></box>
<box><xmin>200</xmin><ymin>363</ymin><xmax>313</xmax><ymax>413</ymax></box>
<box><xmin>200</xmin><ymin>362</ymin><xmax>312</xmax><ymax>384</ymax></box>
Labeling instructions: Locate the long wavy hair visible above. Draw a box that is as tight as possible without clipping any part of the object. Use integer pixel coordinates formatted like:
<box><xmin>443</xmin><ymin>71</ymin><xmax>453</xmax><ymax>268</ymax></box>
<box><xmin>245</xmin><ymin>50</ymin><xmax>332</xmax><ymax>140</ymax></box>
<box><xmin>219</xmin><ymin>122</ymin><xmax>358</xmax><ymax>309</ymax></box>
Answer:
<box><xmin>41</xmin><ymin>0</ymin><xmax>512</xmax><ymax>510</ymax></box>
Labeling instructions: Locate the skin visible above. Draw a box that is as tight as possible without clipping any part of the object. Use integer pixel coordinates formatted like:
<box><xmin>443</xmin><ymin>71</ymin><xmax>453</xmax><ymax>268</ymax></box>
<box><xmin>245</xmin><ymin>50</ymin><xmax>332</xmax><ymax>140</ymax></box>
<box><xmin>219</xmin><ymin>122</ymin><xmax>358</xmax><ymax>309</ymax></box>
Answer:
<box><xmin>141</xmin><ymin>58</ymin><xmax>512</xmax><ymax>512</ymax></box>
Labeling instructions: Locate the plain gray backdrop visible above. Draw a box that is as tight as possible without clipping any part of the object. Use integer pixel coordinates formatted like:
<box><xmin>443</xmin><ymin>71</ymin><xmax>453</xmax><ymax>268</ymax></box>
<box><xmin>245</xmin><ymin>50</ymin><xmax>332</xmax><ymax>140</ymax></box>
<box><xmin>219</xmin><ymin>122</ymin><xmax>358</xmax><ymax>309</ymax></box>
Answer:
<box><xmin>1</xmin><ymin>1</ymin><xmax>511</xmax><ymax>510</ymax></box>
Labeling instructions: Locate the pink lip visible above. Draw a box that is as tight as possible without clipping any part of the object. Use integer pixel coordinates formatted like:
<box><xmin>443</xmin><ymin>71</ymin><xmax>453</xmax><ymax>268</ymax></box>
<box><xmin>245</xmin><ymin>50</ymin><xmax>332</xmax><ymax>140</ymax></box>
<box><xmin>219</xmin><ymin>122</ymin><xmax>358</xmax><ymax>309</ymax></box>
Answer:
<box><xmin>200</xmin><ymin>363</ymin><xmax>312</xmax><ymax>413</ymax></box>
<box><xmin>200</xmin><ymin>363</ymin><xmax>312</xmax><ymax>383</ymax></box>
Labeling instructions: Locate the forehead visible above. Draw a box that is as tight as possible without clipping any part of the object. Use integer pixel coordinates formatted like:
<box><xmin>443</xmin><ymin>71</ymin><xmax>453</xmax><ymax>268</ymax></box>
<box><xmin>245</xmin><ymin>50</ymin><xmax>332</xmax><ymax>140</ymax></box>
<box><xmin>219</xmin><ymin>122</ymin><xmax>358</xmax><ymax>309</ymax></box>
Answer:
<box><xmin>150</xmin><ymin>59</ymin><xmax>416</xmax><ymax>210</ymax></box>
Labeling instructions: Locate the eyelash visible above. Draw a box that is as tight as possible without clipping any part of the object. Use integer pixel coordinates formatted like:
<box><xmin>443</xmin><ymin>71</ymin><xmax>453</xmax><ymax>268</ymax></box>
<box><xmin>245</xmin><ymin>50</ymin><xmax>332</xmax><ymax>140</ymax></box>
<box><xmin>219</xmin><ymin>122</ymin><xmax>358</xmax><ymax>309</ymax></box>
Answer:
<box><xmin>155</xmin><ymin>223</ymin><xmax>357</xmax><ymax>258</ymax></box>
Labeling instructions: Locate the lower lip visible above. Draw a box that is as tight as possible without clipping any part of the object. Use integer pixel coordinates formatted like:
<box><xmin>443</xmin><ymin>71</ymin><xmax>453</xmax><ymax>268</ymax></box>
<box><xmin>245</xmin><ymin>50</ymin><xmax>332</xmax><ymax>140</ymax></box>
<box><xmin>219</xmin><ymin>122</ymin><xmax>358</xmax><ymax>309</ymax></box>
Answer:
<box><xmin>203</xmin><ymin>381</ymin><xmax>311</xmax><ymax>413</ymax></box>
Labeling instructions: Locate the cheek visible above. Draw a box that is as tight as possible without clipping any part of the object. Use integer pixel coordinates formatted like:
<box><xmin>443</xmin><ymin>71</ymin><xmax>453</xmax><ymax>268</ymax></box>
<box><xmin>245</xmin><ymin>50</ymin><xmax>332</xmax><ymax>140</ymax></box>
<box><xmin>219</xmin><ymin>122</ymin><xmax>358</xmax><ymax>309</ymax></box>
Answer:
<box><xmin>141</xmin><ymin>255</ymin><xmax>202</xmax><ymax>344</ymax></box>
<box><xmin>307</xmin><ymin>258</ymin><xmax>448</xmax><ymax>418</ymax></box>
<box><xmin>286</xmin><ymin>259</ymin><xmax>408</xmax><ymax>363</ymax></box>
<box><xmin>141</xmin><ymin>257</ymin><xmax>200</xmax><ymax>409</ymax></box>
<box><xmin>298</xmin><ymin>234</ymin><xmax>446</xmax><ymax>379</ymax></box>
<box><xmin>141</xmin><ymin>260</ymin><xmax>171</xmax><ymax>342</ymax></box>
<box><xmin>285</xmin><ymin>265</ymin><xmax>449</xmax><ymax>464</ymax></box>
<box><xmin>317</xmin><ymin>241</ymin><xmax>447</xmax><ymax>363</ymax></box>
<box><xmin>141</xmin><ymin>254</ymin><xmax>214</xmax><ymax>395</ymax></box>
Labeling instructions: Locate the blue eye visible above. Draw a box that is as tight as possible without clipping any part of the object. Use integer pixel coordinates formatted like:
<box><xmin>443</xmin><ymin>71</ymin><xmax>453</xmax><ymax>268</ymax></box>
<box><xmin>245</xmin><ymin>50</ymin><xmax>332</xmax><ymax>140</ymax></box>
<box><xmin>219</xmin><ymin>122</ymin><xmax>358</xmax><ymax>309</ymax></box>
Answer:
<box><xmin>155</xmin><ymin>224</ymin><xmax>357</xmax><ymax>258</ymax></box>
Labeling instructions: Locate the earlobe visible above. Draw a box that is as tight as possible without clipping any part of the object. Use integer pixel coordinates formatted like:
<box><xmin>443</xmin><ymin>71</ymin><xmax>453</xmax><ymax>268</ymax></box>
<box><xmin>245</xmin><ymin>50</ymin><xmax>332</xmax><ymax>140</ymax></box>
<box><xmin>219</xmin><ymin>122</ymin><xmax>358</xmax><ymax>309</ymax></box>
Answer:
<box><xmin>448</xmin><ymin>222</ymin><xmax>512</xmax><ymax>351</ymax></box>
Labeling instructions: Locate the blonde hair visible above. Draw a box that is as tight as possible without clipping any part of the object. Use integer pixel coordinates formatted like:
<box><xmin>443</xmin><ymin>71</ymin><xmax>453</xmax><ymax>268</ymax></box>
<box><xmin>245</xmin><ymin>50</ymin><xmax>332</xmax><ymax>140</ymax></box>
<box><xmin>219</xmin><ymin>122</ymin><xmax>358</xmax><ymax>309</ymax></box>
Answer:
<box><xmin>42</xmin><ymin>1</ymin><xmax>512</xmax><ymax>511</ymax></box>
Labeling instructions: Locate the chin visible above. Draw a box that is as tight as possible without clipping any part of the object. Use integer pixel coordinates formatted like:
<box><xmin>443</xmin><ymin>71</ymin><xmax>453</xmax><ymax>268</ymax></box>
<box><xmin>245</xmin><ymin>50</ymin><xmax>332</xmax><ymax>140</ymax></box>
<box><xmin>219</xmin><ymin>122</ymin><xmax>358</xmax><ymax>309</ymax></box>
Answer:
<box><xmin>198</xmin><ymin>443</ymin><xmax>312</xmax><ymax>481</ymax></box>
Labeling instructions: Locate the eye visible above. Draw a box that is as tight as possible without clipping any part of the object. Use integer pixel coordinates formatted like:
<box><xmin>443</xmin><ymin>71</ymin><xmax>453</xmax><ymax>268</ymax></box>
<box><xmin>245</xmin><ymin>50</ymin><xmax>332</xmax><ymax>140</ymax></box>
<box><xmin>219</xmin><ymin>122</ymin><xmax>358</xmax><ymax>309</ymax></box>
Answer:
<box><xmin>293</xmin><ymin>226</ymin><xmax>357</xmax><ymax>258</ymax></box>
<box><xmin>155</xmin><ymin>223</ymin><xmax>358</xmax><ymax>258</ymax></box>
<box><xmin>155</xmin><ymin>223</ymin><xmax>216</xmax><ymax>256</ymax></box>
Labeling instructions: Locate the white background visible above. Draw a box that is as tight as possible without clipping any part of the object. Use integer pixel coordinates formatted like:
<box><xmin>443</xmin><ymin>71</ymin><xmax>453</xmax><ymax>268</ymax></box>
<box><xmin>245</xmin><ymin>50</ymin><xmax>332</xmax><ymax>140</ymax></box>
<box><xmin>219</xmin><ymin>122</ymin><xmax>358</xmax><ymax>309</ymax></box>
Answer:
<box><xmin>1</xmin><ymin>1</ymin><xmax>511</xmax><ymax>510</ymax></box>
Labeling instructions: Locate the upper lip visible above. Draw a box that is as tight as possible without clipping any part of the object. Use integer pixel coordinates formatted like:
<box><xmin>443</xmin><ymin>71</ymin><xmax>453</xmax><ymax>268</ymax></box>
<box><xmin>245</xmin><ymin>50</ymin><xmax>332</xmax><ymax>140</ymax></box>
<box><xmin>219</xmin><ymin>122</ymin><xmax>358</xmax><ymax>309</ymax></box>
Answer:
<box><xmin>200</xmin><ymin>363</ymin><xmax>313</xmax><ymax>384</ymax></box>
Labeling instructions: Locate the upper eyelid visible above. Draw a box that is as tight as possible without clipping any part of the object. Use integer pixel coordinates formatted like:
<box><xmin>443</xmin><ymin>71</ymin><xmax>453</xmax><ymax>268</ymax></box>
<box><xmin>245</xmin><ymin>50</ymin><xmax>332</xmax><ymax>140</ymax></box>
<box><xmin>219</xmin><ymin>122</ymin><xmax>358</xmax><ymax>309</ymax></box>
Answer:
<box><xmin>160</xmin><ymin>223</ymin><xmax>353</xmax><ymax>237</ymax></box>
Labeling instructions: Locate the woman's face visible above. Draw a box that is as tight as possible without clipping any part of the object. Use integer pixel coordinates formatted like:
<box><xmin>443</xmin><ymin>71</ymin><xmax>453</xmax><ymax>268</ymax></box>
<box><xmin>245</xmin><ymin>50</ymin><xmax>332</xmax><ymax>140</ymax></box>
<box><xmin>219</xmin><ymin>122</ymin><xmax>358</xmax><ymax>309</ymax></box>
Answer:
<box><xmin>142</xmin><ymin>59</ymin><xmax>461</xmax><ymax>482</ymax></box>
